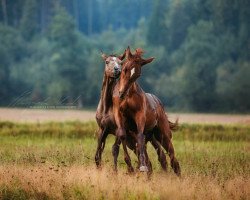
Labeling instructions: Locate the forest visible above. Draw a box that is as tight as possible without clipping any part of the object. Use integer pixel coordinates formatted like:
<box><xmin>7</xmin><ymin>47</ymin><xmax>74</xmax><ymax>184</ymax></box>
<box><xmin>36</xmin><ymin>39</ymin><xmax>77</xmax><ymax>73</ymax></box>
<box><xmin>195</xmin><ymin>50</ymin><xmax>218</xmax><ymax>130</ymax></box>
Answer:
<box><xmin>0</xmin><ymin>0</ymin><xmax>249</xmax><ymax>112</ymax></box>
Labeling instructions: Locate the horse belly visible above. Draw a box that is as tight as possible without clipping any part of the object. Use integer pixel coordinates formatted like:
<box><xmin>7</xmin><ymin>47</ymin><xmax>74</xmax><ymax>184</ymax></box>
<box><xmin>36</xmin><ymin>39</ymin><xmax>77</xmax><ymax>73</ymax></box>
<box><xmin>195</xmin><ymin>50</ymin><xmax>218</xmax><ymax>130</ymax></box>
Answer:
<box><xmin>144</xmin><ymin>93</ymin><xmax>158</xmax><ymax>131</ymax></box>
<box><xmin>145</xmin><ymin>111</ymin><xmax>157</xmax><ymax>131</ymax></box>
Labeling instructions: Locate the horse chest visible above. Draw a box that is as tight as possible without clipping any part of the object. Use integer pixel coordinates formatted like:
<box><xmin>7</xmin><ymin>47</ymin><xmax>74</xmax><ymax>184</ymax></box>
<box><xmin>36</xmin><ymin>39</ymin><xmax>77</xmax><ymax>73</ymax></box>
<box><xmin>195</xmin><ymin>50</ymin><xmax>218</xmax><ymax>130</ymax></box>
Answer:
<box><xmin>119</xmin><ymin>99</ymin><xmax>138</xmax><ymax>115</ymax></box>
<box><xmin>100</xmin><ymin>111</ymin><xmax>115</xmax><ymax>129</ymax></box>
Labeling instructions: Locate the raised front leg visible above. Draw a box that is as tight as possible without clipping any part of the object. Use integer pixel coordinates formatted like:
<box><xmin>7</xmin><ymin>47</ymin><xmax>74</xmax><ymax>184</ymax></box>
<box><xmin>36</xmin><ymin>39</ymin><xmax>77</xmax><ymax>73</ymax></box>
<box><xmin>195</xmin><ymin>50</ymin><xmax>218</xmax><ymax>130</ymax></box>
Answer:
<box><xmin>116</xmin><ymin>127</ymin><xmax>134</xmax><ymax>173</ymax></box>
<box><xmin>113</xmin><ymin>107</ymin><xmax>134</xmax><ymax>173</ymax></box>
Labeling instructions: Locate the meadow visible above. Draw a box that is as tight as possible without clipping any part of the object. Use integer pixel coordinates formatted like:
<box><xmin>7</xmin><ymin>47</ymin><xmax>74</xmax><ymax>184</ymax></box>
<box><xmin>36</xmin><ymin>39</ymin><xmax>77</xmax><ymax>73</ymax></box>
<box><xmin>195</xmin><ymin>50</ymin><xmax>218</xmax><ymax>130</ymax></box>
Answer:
<box><xmin>0</xmin><ymin>121</ymin><xmax>249</xmax><ymax>199</ymax></box>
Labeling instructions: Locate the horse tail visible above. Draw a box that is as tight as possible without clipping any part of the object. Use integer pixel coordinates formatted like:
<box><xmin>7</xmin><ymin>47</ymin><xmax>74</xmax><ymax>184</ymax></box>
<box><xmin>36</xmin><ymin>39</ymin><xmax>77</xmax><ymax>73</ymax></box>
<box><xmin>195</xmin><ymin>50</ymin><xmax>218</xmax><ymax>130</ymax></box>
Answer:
<box><xmin>168</xmin><ymin>118</ymin><xmax>179</xmax><ymax>132</ymax></box>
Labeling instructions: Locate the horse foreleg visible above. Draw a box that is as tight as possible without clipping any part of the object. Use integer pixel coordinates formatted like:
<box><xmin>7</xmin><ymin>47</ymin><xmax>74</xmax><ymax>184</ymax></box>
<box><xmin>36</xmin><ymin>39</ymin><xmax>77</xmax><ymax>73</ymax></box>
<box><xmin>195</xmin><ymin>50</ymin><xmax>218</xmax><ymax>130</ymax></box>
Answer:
<box><xmin>122</xmin><ymin>139</ymin><xmax>134</xmax><ymax>173</ymax></box>
<box><xmin>95</xmin><ymin>128</ymin><xmax>108</xmax><ymax>168</ymax></box>
<box><xmin>135</xmin><ymin>115</ymin><xmax>148</xmax><ymax>172</ymax></box>
<box><xmin>117</xmin><ymin>128</ymin><xmax>134</xmax><ymax>173</ymax></box>
<box><xmin>114</xmin><ymin>107</ymin><xmax>135</xmax><ymax>173</ymax></box>
<box><xmin>137</xmin><ymin>132</ymin><xmax>148</xmax><ymax>172</ymax></box>
<box><xmin>144</xmin><ymin>144</ymin><xmax>153</xmax><ymax>175</ymax></box>
<box><xmin>112</xmin><ymin>137</ymin><xmax>121</xmax><ymax>172</ymax></box>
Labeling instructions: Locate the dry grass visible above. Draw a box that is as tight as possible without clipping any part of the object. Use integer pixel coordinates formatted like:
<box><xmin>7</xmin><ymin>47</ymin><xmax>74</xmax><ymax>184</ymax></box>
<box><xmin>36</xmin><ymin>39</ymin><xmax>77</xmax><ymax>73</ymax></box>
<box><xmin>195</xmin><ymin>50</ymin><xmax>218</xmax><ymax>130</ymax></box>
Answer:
<box><xmin>0</xmin><ymin>108</ymin><xmax>250</xmax><ymax>124</ymax></box>
<box><xmin>0</xmin><ymin>164</ymin><xmax>249</xmax><ymax>200</ymax></box>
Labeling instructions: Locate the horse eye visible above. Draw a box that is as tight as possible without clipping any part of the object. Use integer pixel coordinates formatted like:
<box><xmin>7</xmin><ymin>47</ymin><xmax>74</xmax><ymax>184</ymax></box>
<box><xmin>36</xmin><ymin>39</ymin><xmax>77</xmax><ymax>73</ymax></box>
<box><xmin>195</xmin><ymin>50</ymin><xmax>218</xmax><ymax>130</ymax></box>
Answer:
<box><xmin>105</xmin><ymin>61</ymin><xmax>109</xmax><ymax>64</ymax></box>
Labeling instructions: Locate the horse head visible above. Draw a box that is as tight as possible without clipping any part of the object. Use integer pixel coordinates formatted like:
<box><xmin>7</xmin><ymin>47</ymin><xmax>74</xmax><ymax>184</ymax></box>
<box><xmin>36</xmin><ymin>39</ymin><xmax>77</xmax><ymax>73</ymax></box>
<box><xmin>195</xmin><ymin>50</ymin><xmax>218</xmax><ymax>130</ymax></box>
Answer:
<box><xmin>101</xmin><ymin>50</ymin><xmax>125</xmax><ymax>79</ymax></box>
<box><xmin>119</xmin><ymin>46</ymin><xmax>154</xmax><ymax>99</ymax></box>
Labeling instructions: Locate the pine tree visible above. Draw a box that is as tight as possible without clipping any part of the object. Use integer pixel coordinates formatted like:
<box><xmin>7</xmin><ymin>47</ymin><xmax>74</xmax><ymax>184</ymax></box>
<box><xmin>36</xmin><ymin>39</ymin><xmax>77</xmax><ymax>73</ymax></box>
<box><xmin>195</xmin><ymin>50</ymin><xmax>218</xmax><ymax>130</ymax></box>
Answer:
<box><xmin>19</xmin><ymin>0</ymin><xmax>38</xmax><ymax>41</ymax></box>
<box><xmin>48</xmin><ymin>4</ymin><xmax>87</xmax><ymax>105</ymax></box>
<box><xmin>0</xmin><ymin>24</ymin><xmax>25</xmax><ymax>105</ymax></box>
<box><xmin>146</xmin><ymin>0</ymin><xmax>169</xmax><ymax>46</ymax></box>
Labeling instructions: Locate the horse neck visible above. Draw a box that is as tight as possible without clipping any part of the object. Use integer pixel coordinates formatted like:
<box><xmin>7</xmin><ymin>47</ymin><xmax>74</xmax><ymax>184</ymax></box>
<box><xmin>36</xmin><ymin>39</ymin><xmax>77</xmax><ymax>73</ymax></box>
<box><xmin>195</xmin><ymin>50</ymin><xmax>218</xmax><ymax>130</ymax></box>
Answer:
<box><xmin>100</xmin><ymin>74</ymin><xmax>115</xmax><ymax>114</ymax></box>
<box><xmin>128</xmin><ymin>82</ymin><xmax>143</xmax><ymax>96</ymax></box>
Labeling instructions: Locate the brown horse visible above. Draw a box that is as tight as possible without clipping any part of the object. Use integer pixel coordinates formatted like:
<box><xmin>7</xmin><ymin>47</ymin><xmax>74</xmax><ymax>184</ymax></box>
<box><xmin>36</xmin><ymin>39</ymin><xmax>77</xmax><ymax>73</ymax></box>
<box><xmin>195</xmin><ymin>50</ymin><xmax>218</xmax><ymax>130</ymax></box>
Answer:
<box><xmin>112</xmin><ymin>47</ymin><xmax>181</xmax><ymax>175</ymax></box>
<box><xmin>95</xmin><ymin>52</ymin><xmax>168</xmax><ymax>173</ymax></box>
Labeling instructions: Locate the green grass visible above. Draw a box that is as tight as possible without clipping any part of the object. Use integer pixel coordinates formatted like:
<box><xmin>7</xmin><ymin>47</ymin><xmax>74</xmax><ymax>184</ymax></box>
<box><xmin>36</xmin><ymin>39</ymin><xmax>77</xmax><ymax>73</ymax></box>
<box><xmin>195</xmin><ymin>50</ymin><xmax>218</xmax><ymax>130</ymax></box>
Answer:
<box><xmin>0</xmin><ymin>121</ymin><xmax>249</xmax><ymax>141</ymax></box>
<box><xmin>0</xmin><ymin>121</ymin><xmax>249</xmax><ymax>199</ymax></box>
<box><xmin>0</xmin><ymin>121</ymin><xmax>249</xmax><ymax>178</ymax></box>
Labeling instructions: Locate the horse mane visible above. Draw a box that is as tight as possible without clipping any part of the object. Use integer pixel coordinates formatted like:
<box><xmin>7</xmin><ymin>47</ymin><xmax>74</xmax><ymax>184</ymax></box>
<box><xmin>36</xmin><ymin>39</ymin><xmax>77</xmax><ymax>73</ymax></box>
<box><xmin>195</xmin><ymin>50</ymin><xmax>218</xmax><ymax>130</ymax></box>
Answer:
<box><xmin>100</xmin><ymin>75</ymin><xmax>115</xmax><ymax>114</ymax></box>
<box><xmin>99</xmin><ymin>57</ymin><xmax>117</xmax><ymax>114</ymax></box>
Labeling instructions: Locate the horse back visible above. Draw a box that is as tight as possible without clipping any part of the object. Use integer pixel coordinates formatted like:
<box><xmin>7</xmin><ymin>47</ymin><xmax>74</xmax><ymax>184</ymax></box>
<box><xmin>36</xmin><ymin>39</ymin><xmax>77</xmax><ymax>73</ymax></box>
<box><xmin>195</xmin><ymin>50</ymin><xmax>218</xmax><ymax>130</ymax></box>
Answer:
<box><xmin>145</xmin><ymin>93</ymin><xmax>171</xmax><ymax>130</ymax></box>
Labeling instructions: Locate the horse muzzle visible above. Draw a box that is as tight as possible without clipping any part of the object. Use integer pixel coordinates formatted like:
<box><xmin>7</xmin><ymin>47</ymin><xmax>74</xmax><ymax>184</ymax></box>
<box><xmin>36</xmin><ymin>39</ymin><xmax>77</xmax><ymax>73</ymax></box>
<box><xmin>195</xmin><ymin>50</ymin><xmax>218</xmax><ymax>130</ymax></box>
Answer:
<box><xmin>113</xmin><ymin>69</ymin><xmax>121</xmax><ymax>79</ymax></box>
<box><xmin>119</xmin><ymin>91</ymin><xmax>125</xmax><ymax>99</ymax></box>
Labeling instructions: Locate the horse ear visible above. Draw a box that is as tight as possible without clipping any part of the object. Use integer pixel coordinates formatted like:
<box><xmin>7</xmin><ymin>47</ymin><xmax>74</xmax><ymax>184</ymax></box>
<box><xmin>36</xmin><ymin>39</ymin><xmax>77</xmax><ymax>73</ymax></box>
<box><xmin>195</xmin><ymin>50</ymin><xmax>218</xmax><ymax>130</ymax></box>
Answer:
<box><xmin>135</xmin><ymin>48</ymin><xmax>144</xmax><ymax>56</ymax></box>
<box><xmin>118</xmin><ymin>49</ymin><xmax>126</xmax><ymax>60</ymax></box>
<box><xmin>126</xmin><ymin>46</ymin><xmax>132</xmax><ymax>59</ymax></box>
<box><xmin>141</xmin><ymin>57</ymin><xmax>154</xmax><ymax>66</ymax></box>
<box><xmin>101</xmin><ymin>53</ymin><xmax>108</xmax><ymax>60</ymax></box>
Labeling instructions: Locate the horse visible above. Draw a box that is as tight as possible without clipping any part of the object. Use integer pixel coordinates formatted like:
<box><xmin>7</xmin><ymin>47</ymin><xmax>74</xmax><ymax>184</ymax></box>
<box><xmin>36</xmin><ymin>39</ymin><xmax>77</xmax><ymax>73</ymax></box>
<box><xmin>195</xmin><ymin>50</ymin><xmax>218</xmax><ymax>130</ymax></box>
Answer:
<box><xmin>95</xmin><ymin>52</ymin><xmax>168</xmax><ymax>173</ymax></box>
<box><xmin>112</xmin><ymin>47</ymin><xmax>181</xmax><ymax>175</ymax></box>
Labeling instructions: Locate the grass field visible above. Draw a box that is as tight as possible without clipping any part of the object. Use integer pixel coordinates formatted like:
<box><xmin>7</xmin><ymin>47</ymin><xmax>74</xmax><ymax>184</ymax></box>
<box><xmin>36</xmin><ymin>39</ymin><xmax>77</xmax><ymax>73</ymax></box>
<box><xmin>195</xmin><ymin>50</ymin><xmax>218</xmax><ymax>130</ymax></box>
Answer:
<box><xmin>0</xmin><ymin>121</ymin><xmax>249</xmax><ymax>199</ymax></box>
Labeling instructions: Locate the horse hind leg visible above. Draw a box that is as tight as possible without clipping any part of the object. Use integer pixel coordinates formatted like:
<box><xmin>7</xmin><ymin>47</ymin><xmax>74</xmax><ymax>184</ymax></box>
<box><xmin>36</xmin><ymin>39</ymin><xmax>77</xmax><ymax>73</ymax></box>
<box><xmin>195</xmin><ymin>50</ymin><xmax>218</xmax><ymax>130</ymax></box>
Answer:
<box><xmin>166</xmin><ymin>139</ymin><xmax>181</xmax><ymax>176</ymax></box>
<box><xmin>157</xmin><ymin>125</ymin><xmax>181</xmax><ymax>176</ymax></box>
<box><xmin>150</xmin><ymin>134</ymin><xmax>168</xmax><ymax>171</ymax></box>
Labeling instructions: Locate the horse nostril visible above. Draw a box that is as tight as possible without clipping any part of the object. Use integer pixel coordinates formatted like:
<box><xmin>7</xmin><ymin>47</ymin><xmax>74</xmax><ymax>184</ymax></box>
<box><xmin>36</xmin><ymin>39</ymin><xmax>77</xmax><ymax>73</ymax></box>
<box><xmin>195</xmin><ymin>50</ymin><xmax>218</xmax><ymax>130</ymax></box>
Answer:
<box><xmin>119</xmin><ymin>91</ymin><xmax>124</xmax><ymax>99</ymax></box>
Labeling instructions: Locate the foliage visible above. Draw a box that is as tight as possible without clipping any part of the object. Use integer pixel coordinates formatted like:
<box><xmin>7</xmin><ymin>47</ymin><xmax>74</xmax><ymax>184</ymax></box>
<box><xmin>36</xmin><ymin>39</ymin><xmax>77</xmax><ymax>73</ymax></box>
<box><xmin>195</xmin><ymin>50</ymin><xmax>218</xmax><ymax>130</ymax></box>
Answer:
<box><xmin>19</xmin><ymin>0</ymin><xmax>39</xmax><ymax>41</ymax></box>
<box><xmin>0</xmin><ymin>0</ymin><xmax>249</xmax><ymax>111</ymax></box>
<box><xmin>48</xmin><ymin>5</ymin><xmax>88</xmax><ymax>105</ymax></box>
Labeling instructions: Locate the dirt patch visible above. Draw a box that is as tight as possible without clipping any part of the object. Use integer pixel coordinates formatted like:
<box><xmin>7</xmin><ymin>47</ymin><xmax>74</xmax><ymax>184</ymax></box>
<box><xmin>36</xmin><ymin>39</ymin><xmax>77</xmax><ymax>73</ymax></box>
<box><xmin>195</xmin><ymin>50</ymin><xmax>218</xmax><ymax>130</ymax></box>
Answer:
<box><xmin>0</xmin><ymin>108</ymin><xmax>95</xmax><ymax>123</ymax></box>
<box><xmin>0</xmin><ymin>108</ymin><xmax>249</xmax><ymax>125</ymax></box>
<box><xmin>168</xmin><ymin>113</ymin><xmax>250</xmax><ymax>125</ymax></box>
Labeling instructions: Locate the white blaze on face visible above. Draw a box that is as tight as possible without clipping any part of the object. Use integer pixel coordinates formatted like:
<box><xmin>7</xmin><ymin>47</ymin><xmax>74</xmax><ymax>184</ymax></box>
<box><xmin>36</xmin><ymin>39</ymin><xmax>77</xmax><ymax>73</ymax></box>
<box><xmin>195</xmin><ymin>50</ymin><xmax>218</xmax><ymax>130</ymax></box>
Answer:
<box><xmin>130</xmin><ymin>67</ymin><xmax>135</xmax><ymax>77</ymax></box>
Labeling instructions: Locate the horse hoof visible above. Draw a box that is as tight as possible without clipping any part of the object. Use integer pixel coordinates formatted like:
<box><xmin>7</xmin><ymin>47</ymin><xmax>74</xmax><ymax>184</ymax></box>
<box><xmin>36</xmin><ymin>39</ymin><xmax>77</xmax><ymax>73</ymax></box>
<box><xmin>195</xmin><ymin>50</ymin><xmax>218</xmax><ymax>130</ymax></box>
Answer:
<box><xmin>139</xmin><ymin>166</ymin><xmax>148</xmax><ymax>172</ymax></box>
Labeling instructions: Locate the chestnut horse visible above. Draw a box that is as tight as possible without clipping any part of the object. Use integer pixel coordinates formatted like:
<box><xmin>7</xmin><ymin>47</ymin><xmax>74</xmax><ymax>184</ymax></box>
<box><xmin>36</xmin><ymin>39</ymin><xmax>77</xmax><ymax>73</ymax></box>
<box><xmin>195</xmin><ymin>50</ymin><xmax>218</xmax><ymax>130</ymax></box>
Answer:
<box><xmin>95</xmin><ymin>53</ymin><xmax>168</xmax><ymax>173</ymax></box>
<box><xmin>112</xmin><ymin>47</ymin><xmax>181</xmax><ymax>175</ymax></box>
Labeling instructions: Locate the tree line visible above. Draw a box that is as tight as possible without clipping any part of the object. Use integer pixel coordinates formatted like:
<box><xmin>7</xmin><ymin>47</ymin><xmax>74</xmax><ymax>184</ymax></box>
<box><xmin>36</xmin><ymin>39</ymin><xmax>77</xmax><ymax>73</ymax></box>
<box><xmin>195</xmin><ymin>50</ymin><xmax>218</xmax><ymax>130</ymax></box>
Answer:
<box><xmin>0</xmin><ymin>0</ymin><xmax>249</xmax><ymax>112</ymax></box>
